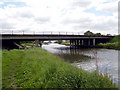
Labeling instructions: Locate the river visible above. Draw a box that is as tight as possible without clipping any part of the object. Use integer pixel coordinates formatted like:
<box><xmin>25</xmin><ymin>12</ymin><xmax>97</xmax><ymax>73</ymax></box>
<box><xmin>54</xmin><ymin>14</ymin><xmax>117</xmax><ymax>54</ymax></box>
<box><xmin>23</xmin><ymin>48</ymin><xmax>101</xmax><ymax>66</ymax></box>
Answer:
<box><xmin>42</xmin><ymin>43</ymin><xmax>119</xmax><ymax>85</ymax></box>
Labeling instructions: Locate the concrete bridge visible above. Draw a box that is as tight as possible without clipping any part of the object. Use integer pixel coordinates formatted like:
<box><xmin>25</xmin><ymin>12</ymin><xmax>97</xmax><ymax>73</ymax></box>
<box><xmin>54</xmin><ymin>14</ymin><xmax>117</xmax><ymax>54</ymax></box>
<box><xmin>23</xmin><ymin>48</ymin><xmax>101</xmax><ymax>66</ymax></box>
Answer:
<box><xmin>1</xmin><ymin>34</ymin><xmax>114</xmax><ymax>49</ymax></box>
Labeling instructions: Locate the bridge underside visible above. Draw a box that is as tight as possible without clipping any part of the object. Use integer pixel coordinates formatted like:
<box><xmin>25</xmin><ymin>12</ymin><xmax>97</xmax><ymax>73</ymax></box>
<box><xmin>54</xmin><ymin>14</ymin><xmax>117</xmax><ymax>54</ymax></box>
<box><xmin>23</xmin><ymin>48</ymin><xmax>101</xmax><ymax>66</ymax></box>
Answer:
<box><xmin>2</xmin><ymin>38</ymin><xmax>111</xmax><ymax>49</ymax></box>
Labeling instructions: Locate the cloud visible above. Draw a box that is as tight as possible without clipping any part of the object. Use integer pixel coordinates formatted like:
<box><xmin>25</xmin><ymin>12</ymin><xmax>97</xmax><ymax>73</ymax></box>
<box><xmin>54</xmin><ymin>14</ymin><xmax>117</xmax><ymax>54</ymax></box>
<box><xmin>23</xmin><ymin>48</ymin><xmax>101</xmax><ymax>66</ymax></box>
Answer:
<box><xmin>0</xmin><ymin>0</ymin><xmax>118</xmax><ymax>35</ymax></box>
<box><xmin>34</xmin><ymin>17</ymin><xmax>50</xmax><ymax>24</ymax></box>
<box><xmin>0</xmin><ymin>2</ymin><xmax>3</xmax><ymax>5</ymax></box>
<box><xmin>96</xmin><ymin>1</ymin><xmax>118</xmax><ymax>14</ymax></box>
<box><xmin>72</xmin><ymin>0</ymin><xmax>91</xmax><ymax>8</ymax></box>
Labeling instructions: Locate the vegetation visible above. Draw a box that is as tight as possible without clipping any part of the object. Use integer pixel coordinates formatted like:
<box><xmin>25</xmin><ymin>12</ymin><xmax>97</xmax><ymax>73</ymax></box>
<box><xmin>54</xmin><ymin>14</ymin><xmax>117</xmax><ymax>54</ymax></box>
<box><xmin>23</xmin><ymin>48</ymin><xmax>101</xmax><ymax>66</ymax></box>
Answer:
<box><xmin>110</xmin><ymin>35</ymin><xmax>120</xmax><ymax>43</ymax></box>
<box><xmin>19</xmin><ymin>41</ymin><xmax>35</xmax><ymax>47</ymax></box>
<box><xmin>84</xmin><ymin>30</ymin><xmax>103</xmax><ymax>36</ymax></box>
<box><xmin>55</xmin><ymin>40</ymin><xmax>62</xmax><ymax>44</ymax></box>
<box><xmin>2</xmin><ymin>48</ymin><xmax>116</xmax><ymax>88</ymax></box>
<box><xmin>84</xmin><ymin>31</ymin><xmax>94</xmax><ymax>36</ymax></box>
<box><xmin>19</xmin><ymin>41</ymin><xmax>42</xmax><ymax>48</ymax></box>
<box><xmin>55</xmin><ymin>40</ymin><xmax>70</xmax><ymax>46</ymax></box>
<box><xmin>98</xmin><ymin>35</ymin><xmax>120</xmax><ymax>49</ymax></box>
<box><xmin>61</xmin><ymin>42</ymin><xmax>70</xmax><ymax>46</ymax></box>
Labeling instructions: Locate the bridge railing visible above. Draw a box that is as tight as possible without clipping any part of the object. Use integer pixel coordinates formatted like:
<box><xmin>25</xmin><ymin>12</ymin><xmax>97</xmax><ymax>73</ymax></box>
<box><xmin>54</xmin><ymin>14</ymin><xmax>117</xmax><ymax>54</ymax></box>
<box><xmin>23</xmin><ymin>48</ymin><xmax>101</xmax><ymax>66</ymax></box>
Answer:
<box><xmin>0</xmin><ymin>30</ymin><xmax>83</xmax><ymax>35</ymax></box>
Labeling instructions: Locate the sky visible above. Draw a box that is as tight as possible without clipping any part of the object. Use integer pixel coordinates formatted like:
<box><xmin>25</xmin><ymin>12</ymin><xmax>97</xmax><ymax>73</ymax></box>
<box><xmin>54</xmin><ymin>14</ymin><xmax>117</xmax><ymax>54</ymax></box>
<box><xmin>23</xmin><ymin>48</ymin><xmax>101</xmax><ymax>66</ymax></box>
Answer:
<box><xmin>0</xmin><ymin>0</ymin><xmax>118</xmax><ymax>35</ymax></box>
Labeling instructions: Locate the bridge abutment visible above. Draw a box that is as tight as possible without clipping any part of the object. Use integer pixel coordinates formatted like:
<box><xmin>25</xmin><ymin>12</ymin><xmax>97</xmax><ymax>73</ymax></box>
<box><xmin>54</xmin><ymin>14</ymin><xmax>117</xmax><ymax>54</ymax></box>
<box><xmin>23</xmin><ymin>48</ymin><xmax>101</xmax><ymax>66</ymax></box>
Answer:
<box><xmin>35</xmin><ymin>40</ymin><xmax>39</xmax><ymax>47</ymax></box>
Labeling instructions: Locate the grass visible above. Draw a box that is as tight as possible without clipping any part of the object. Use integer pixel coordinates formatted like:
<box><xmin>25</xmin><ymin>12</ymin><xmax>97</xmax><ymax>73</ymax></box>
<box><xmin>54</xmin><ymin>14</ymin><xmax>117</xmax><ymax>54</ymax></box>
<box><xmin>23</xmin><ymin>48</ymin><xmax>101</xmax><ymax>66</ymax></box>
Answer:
<box><xmin>97</xmin><ymin>35</ymin><xmax>120</xmax><ymax>49</ymax></box>
<box><xmin>20</xmin><ymin>41</ymin><xmax>35</xmax><ymax>48</ymax></box>
<box><xmin>2</xmin><ymin>48</ymin><xmax>116</xmax><ymax>88</ymax></box>
<box><xmin>61</xmin><ymin>42</ymin><xmax>70</xmax><ymax>46</ymax></box>
<box><xmin>19</xmin><ymin>41</ymin><xmax>42</xmax><ymax>48</ymax></box>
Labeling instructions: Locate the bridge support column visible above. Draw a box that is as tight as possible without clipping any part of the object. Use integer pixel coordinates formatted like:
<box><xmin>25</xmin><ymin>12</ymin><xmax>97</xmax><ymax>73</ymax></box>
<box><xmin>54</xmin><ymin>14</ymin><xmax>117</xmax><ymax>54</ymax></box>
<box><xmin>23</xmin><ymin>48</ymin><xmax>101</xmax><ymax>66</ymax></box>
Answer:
<box><xmin>93</xmin><ymin>39</ymin><xmax>96</xmax><ymax>46</ymax></box>
<box><xmin>77</xmin><ymin>40</ymin><xmax>79</xmax><ymax>48</ymax></box>
<box><xmin>75</xmin><ymin>40</ymin><xmax>77</xmax><ymax>49</ymax></box>
<box><xmin>70</xmin><ymin>40</ymin><xmax>72</xmax><ymax>46</ymax></box>
<box><xmin>82</xmin><ymin>40</ymin><xmax>84</xmax><ymax>46</ymax></box>
<box><xmin>88</xmin><ymin>39</ymin><xmax>90</xmax><ymax>46</ymax></box>
<box><xmin>35</xmin><ymin>40</ymin><xmax>39</xmax><ymax>47</ymax></box>
<box><xmin>80</xmin><ymin>40</ymin><xmax>82</xmax><ymax>46</ymax></box>
<box><xmin>70</xmin><ymin>40</ymin><xmax>74</xmax><ymax>49</ymax></box>
<box><xmin>79</xmin><ymin>40</ymin><xmax>80</xmax><ymax>45</ymax></box>
<box><xmin>70</xmin><ymin>40</ymin><xmax>72</xmax><ymax>48</ymax></box>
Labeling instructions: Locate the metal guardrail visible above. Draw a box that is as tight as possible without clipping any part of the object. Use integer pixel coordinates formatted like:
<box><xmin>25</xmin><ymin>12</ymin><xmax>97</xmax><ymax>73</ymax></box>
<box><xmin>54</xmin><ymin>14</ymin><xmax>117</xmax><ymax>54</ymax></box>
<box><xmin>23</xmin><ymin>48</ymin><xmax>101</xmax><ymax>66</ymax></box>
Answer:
<box><xmin>0</xmin><ymin>30</ymin><xmax>82</xmax><ymax>35</ymax></box>
<box><xmin>0</xmin><ymin>30</ymin><xmax>116</xmax><ymax>37</ymax></box>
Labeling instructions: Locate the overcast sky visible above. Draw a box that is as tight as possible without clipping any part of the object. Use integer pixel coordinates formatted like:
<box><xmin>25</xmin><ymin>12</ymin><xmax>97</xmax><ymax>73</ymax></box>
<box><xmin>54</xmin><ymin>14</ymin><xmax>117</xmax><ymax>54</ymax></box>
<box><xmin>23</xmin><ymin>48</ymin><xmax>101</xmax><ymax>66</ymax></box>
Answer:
<box><xmin>0</xmin><ymin>0</ymin><xmax>118</xmax><ymax>35</ymax></box>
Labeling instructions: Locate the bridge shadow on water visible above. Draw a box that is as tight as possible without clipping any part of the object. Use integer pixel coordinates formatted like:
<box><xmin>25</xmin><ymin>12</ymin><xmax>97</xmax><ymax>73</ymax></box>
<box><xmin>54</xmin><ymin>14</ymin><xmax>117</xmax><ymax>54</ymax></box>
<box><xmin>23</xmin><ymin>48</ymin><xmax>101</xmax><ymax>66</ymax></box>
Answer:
<box><xmin>53</xmin><ymin>46</ymin><xmax>95</xmax><ymax>63</ymax></box>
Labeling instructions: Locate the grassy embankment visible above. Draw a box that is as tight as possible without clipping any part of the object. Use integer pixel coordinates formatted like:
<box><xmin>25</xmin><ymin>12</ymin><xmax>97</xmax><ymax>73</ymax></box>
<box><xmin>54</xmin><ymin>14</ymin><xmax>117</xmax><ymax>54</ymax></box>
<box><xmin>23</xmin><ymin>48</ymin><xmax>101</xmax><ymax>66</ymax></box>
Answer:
<box><xmin>2</xmin><ymin>48</ymin><xmax>116</xmax><ymax>88</ymax></box>
<box><xmin>19</xmin><ymin>41</ymin><xmax>42</xmax><ymax>48</ymax></box>
<box><xmin>55</xmin><ymin>40</ymin><xmax>70</xmax><ymax>46</ymax></box>
<box><xmin>98</xmin><ymin>35</ymin><xmax>120</xmax><ymax>49</ymax></box>
<box><xmin>61</xmin><ymin>42</ymin><xmax>70</xmax><ymax>46</ymax></box>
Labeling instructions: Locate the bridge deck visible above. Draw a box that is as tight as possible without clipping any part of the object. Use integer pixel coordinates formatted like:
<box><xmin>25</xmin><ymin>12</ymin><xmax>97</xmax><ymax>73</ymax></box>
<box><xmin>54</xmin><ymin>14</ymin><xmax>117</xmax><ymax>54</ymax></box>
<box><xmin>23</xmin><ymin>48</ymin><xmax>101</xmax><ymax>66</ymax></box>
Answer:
<box><xmin>1</xmin><ymin>34</ymin><xmax>114</xmax><ymax>41</ymax></box>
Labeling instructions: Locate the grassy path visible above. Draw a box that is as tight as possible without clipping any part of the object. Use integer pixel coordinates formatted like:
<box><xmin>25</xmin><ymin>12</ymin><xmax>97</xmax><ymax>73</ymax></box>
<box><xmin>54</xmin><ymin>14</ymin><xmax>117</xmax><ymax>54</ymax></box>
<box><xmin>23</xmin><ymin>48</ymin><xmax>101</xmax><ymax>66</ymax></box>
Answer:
<box><xmin>2</xmin><ymin>48</ymin><xmax>116</xmax><ymax>88</ymax></box>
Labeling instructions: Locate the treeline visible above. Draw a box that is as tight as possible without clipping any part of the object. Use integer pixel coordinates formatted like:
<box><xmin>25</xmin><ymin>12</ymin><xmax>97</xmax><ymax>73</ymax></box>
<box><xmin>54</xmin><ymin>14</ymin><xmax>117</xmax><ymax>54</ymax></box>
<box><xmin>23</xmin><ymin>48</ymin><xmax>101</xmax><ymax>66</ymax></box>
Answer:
<box><xmin>84</xmin><ymin>30</ymin><xmax>112</xmax><ymax>36</ymax></box>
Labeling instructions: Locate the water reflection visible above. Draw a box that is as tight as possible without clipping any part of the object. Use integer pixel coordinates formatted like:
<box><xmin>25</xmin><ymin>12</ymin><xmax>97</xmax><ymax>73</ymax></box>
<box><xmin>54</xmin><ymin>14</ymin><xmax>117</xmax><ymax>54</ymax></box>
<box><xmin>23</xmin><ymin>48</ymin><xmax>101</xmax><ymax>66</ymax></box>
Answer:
<box><xmin>42</xmin><ymin>43</ymin><xmax>119</xmax><ymax>85</ymax></box>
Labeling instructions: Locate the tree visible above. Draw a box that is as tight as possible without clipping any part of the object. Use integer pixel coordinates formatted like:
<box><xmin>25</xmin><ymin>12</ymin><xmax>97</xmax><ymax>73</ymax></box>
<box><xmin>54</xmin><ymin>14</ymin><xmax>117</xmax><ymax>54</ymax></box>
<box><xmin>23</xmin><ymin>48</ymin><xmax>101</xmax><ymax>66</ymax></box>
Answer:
<box><xmin>106</xmin><ymin>34</ymin><xmax>111</xmax><ymax>36</ymax></box>
<box><xmin>95</xmin><ymin>33</ymin><xmax>101</xmax><ymax>36</ymax></box>
<box><xmin>84</xmin><ymin>30</ymin><xmax>94</xmax><ymax>36</ymax></box>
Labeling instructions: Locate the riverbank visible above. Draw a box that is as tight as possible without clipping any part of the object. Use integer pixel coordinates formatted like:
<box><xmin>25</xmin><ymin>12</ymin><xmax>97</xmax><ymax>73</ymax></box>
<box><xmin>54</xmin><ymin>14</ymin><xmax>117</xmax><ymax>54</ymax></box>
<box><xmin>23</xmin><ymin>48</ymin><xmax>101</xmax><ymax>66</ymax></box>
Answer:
<box><xmin>2</xmin><ymin>48</ymin><xmax>116</xmax><ymax>88</ymax></box>
<box><xmin>97</xmin><ymin>35</ymin><xmax>120</xmax><ymax>50</ymax></box>
<box><xmin>61</xmin><ymin>42</ymin><xmax>70</xmax><ymax>46</ymax></box>
<box><xmin>97</xmin><ymin>43</ymin><xmax>120</xmax><ymax>50</ymax></box>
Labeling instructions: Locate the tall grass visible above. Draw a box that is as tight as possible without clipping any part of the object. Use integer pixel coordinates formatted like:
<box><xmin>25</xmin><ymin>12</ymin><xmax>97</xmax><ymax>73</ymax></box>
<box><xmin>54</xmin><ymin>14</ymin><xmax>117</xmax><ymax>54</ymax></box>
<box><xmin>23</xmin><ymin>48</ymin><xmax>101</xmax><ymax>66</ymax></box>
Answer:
<box><xmin>2</xmin><ymin>48</ymin><xmax>116</xmax><ymax>88</ymax></box>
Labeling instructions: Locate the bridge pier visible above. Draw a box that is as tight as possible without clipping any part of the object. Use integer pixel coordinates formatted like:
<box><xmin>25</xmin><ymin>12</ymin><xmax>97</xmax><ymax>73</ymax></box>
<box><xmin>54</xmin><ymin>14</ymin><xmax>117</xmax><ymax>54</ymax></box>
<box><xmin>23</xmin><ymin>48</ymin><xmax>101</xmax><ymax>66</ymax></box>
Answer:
<box><xmin>77</xmin><ymin>40</ymin><xmax>79</xmax><ymax>48</ymax></box>
<box><xmin>82</xmin><ymin>40</ymin><xmax>84</xmax><ymax>46</ymax></box>
<box><xmin>35</xmin><ymin>40</ymin><xmax>39</xmax><ymax>47</ymax></box>
<box><xmin>80</xmin><ymin>40</ymin><xmax>82</xmax><ymax>46</ymax></box>
<box><xmin>70</xmin><ymin>39</ymin><xmax>96</xmax><ymax>48</ymax></box>
<box><xmin>75</xmin><ymin>40</ymin><xmax>76</xmax><ymax>49</ymax></box>
<box><xmin>70</xmin><ymin>40</ymin><xmax>72</xmax><ymax>48</ymax></box>
<box><xmin>70</xmin><ymin>40</ymin><xmax>74</xmax><ymax>49</ymax></box>
<box><xmin>93</xmin><ymin>38</ymin><xmax>96</xmax><ymax>46</ymax></box>
<box><xmin>88</xmin><ymin>39</ymin><xmax>90</xmax><ymax>46</ymax></box>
